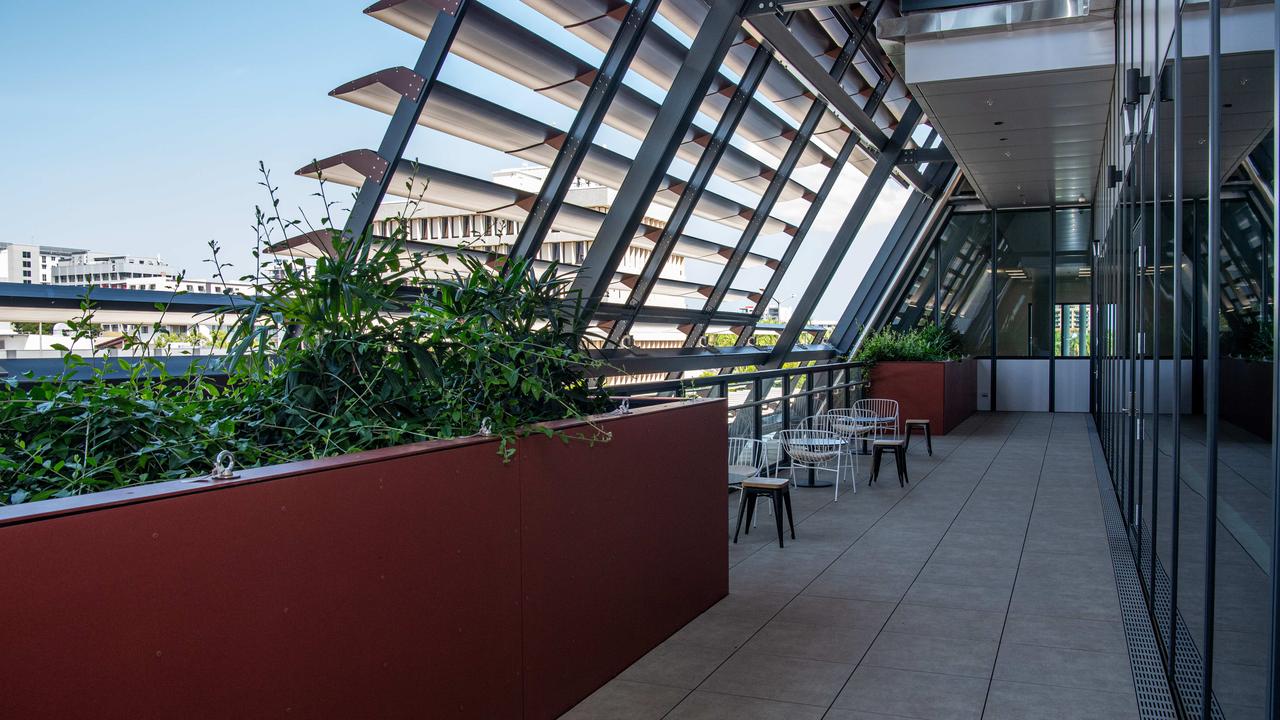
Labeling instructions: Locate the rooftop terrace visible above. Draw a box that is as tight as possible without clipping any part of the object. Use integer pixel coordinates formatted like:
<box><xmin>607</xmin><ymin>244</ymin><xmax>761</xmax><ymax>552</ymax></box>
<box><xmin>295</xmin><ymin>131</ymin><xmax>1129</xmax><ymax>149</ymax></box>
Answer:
<box><xmin>567</xmin><ymin>412</ymin><xmax>1141</xmax><ymax>720</ymax></box>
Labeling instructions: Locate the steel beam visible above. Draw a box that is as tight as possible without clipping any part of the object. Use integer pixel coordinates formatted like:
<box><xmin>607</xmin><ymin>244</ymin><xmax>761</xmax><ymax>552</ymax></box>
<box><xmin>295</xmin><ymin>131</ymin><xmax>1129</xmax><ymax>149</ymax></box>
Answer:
<box><xmin>762</xmin><ymin>102</ymin><xmax>924</xmax><ymax>367</ymax></box>
<box><xmin>748</xmin><ymin>12</ymin><xmax>886</xmax><ymax>150</ymax></box>
<box><xmin>1201</xmin><ymin>1</ymin><xmax>1222</xmax><ymax>716</ymax></box>
<box><xmin>605</xmin><ymin>42</ymin><xmax>773</xmax><ymax>344</ymax></box>
<box><xmin>697</xmin><ymin>13</ymin><xmax>879</xmax><ymax>326</ymax></box>
<box><xmin>737</xmin><ymin>129</ymin><xmax>864</xmax><ymax>345</ymax></box>
<box><xmin>570</xmin><ymin>0</ymin><xmax>746</xmax><ymax>320</ymax></box>
<box><xmin>509</xmin><ymin>0</ymin><xmax>659</xmax><ymax>262</ymax></box>
<box><xmin>831</xmin><ymin>164</ymin><xmax>955</xmax><ymax>352</ymax></box>
<box><xmin>339</xmin><ymin>0</ymin><xmax>470</xmax><ymax>244</ymax></box>
<box><xmin>592</xmin><ymin>303</ymin><xmax>757</xmax><ymax>327</ymax></box>
<box><xmin>592</xmin><ymin>344</ymin><xmax>838</xmax><ymax>376</ymax></box>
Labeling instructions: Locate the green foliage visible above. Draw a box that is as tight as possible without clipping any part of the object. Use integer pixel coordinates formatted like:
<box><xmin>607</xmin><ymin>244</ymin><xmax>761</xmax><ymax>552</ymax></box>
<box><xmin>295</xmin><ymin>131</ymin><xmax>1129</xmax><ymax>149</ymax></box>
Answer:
<box><xmin>0</xmin><ymin>168</ymin><xmax>609</xmax><ymax>505</ymax></box>
<box><xmin>853</xmin><ymin>323</ymin><xmax>963</xmax><ymax>364</ymax></box>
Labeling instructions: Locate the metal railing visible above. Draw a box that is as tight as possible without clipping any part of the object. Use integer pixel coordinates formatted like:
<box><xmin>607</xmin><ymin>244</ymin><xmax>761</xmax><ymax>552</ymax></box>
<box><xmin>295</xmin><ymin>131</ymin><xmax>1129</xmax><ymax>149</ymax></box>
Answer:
<box><xmin>611</xmin><ymin>360</ymin><xmax>867</xmax><ymax>446</ymax></box>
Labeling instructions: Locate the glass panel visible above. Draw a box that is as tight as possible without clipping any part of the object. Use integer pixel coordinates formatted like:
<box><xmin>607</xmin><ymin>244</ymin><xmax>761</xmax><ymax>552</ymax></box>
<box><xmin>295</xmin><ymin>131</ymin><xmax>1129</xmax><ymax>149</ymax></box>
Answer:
<box><xmin>995</xmin><ymin>210</ymin><xmax>1053</xmax><ymax>356</ymax></box>
<box><xmin>937</xmin><ymin>212</ymin><xmax>994</xmax><ymax>355</ymax></box>
<box><xmin>890</xmin><ymin>240</ymin><xmax>939</xmax><ymax>330</ymax></box>
<box><xmin>1056</xmin><ymin>208</ymin><xmax>1093</xmax><ymax>357</ymax></box>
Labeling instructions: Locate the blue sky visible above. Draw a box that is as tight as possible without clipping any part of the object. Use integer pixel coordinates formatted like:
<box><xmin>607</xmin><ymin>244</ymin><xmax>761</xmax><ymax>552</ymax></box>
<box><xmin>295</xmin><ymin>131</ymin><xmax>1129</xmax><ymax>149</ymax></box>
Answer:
<box><xmin>0</xmin><ymin>0</ymin><xmax>908</xmax><ymax>321</ymax></box>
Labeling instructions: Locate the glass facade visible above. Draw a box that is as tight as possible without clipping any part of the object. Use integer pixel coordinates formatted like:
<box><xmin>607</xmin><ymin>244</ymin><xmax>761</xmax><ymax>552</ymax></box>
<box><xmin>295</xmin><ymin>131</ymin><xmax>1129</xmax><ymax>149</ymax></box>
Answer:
<box><xmin>1092</xmin><ymin>2</ymin><xmax>1278</xmax><ymax>717</ymax></box>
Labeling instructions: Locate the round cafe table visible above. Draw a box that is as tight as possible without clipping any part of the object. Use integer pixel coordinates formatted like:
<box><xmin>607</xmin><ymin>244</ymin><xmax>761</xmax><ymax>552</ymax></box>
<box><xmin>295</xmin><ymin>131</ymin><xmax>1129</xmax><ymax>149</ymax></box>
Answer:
<box><xmin>832</xmin><ymin>416</ymin><xmax>895</xmax><ymax>454</ymax></box>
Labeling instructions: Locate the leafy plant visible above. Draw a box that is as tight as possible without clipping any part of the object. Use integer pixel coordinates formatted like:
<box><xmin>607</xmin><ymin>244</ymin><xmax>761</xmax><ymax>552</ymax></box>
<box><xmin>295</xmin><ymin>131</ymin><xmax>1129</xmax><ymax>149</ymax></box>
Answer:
<box><xmin>853</xmin><ymin>323</ymin><xmax>963</xmax><ymax>364</ymax></box>
<box><xmin>0</xmin><ymin>167</ymin><xmax>610</xmax><ymax>505</ymax></box>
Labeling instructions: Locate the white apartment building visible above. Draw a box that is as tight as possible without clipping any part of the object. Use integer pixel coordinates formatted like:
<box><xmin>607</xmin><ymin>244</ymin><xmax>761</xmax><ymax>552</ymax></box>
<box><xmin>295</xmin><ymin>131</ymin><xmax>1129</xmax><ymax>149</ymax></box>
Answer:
<box><xmin>49</xmin><ymin>252</ymin><xmax>174</xmax><ymax>288</ymax></box>
<box><xmin>0</xmin><ymin>243</ymin><xmax>81</xmax><ymax>284</ymax></box>
<box><xmin>370</xmin><ymin>166</ymin><xmax>687</xmax><ymax>309</ymax></box>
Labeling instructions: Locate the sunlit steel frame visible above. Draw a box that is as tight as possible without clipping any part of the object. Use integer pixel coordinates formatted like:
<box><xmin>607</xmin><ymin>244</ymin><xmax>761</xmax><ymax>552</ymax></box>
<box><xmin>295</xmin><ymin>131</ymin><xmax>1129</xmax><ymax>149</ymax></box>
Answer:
<box><xmin>604</xmin><ymin>41</ymin><xmax>774</xmax><ymax>344</ymax></box>
<box><xmin>763</xmin><ymin>102</ymin><xmax>924</xmax><ymax>366</ymax></box>
<box><xmin>340</xmin><ymin>0</ymin><xmax>471</xmax><ymax>244</ymax></box>
<box><xmin>569</xmin><ymin>0</ymin><xmax>747</xmax><ymax>320</ymax></box>
<box><xmin>830</xmin><ymin>161</ymin><xmax>956</xmax><ymax>352</ymax></box>
<box><xmin>682</xmin><ymin>3</ymin><xmax>884</xmax><ymax>347</ymax></box>
<box><xmin>508</xmin><ymin>0</ymin><xmax>660</xmax><ymax>262</ymax></box>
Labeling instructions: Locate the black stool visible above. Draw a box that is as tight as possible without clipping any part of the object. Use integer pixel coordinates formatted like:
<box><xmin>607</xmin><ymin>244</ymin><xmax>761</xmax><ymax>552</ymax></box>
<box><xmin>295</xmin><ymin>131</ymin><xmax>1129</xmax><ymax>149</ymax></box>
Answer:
<box><xmin>870</xmin><ymin>439</ymin><xmax>909</xmax><ymax>487</ymax></box>
<box><xmin>733</xmin><ymin>477</ymin><xmax>796</xmax><ymax>548</ymax></box>
<box><xmin>904</xmin><ymin>418</ymin><xmax>933</xmax><ymax>456</ymax></box>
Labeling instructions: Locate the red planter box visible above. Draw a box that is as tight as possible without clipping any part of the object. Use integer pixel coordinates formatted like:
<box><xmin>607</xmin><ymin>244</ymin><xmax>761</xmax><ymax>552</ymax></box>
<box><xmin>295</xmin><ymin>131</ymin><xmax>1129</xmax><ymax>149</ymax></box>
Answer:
<box><xmin>0</xmin><ymin>400</ymin><xmax>727</xmax><ymax>719</ymax></box>
<box><xmin>867</xmin><ymin>359</ymin><xmax>977</xmax><ymax>435</ymax></box>
<box><xmin>1220</xmin><ymin>357</ymin><xmax>1273</xmax><ymax>439</ymax></box>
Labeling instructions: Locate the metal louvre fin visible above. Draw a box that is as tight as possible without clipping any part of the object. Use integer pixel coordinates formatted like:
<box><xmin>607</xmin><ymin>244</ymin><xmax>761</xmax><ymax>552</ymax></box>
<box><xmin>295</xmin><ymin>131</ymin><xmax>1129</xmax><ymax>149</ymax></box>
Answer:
<box><xmin>296</xmin><ymin>152</ymin><xmax>779</xmax><ymax>269</ymax></box>
<box><xmin>332</xmin><ymin>72</ymin><xmax>793</xmax><ymax>233</ymax></box>
<box><xmin>521</xmin><ymin>0</ymin><xmax>832</xmax><ymax>173</ymax></box>
<box><xmin>364</xmin><ymin>0</ymin><xmax>796</xmax><ymax>202</ymax></box>
<box><xmin>269</xmin><ymin>230</ymin><xmax>760</xmax><ymax>304</ymax></box>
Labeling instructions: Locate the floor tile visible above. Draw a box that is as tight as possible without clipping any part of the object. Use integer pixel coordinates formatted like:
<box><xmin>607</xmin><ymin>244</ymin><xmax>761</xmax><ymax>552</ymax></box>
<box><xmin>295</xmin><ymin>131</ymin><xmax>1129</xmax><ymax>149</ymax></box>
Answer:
<box><xmin>700</xmin><ymin>649</ymin><xmax>854</xmax><ymax>707</ymax></box>
<box><xmin>994</xmin><ymin>641</ymin><xmax>1134</xmax><ymax>694</ymax></box>
<box><xmin>861</xmin><ymin>630</ymin><xmax>998</xmax><ymax>678</ymax></box>
<box><xmin>743</xmin><ymin>619</ymin><xmax>877</xmax><ymax>664</ymax></box>
<box><xmin>618</xmin><ymin>640</ymin><xmax>734</xmax><ymax>689</ymax></box>
<box><xmin>881</xmin><ymin>602</ymin><xmax>1006</xmax><ymax>641</ymax></box>
<box><xmin>832</xmin><ymin>665</ymin><xmax>988</xmax><ymax>719</ymax></box>
<box><xmin>983</xmin><ymin>679</ymin><xmax>1138</xmax><ymax>719</ymax></box>
<box><xmin>665</xmin><ymin>690</ymin><xmax>825</xmax><ymax>720</ymax></box>
<box><xmin>560</xmin><ymin>679</ymin><xmax>688</xmax><ymax>720</ymax></box>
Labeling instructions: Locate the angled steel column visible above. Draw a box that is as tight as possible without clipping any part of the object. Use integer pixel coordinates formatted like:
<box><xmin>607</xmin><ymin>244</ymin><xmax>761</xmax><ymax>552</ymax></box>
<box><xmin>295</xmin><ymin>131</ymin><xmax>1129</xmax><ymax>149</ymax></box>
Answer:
<box><xmin>1202</xmin><ymin>0</ymin><xmax>1222</xmax><ymax>715</ymax></box>
<box><xmin>508</xmin><ymin>0</ymin><xmax>659</xmax><ymax>262</ymax></box>
<box><xmin>762</xmin><ymin>102</ymin><xmax>923</xmax><ymax>367</ymax></box>
<box><xmin>749</xmin><ymin>12</ymin><xmax>885</xmax><ymax>148</ymax></box>
<box><xmin>570</xmin><ymin>0</ymin><xmax>745</xmax><ymax>319</ymax></box>
<box><xmin>1269</xmin><ymin>0</ymin><xmax>1280</xmax><ymax>710</ymax></box>
<box><xmin>747</xmin><ymin>131</ymin><xmax>861</xmax><ymax>329</ymax></box>
<box><xmin>604</xmin><ymin>41</ymin><xmax>773</xmax><ymax>344</ymax></box>
<box><xmin>1168</xmin><ymin>8</ymin><xmax>1183</xmax><ymax>683</ymax></box>
<box><xmin>340</xmin><ymin>0</ymin><xmax>471</xmax><ymax>244</ymax></box>
<box><xmin>833</xmin><ymin>164</ymin><xmax>957</xmax><ymax>352</ymax></box>
<box><xmin>697</xmin><ymin>12</ymin><xmax>879</xmax><ymax>326</ymax></box>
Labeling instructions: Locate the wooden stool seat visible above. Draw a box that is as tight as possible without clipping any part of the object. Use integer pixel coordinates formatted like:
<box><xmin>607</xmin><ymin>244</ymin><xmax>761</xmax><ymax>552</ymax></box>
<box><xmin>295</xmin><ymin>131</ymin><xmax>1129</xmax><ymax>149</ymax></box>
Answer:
<box><xmin>733</xmin><ymin>477</ymin><xmax>796</xmax><ymax>548</ymax></box>
<box><xmin>870</xmin><ymin>441</ymin><xmax>909</xmax><ymax>488</ymax></box>
<box><xmin>903</xmin><ymin>419</ymin><xmax>933</xmax><ymax>456</ymax></box>
<box><xmin>741</xmin><ymin>477</ymin><xmax>791</xmax><ymax>490</ymax></box>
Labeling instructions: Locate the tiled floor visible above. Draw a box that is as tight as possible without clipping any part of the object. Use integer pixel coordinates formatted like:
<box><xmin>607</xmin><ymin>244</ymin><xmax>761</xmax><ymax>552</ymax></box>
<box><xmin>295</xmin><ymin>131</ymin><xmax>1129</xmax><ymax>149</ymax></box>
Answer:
<box><xmin>562</xmin><ymin>412</ymin><xmax>1141</xmax><ymax>720</ymax></box>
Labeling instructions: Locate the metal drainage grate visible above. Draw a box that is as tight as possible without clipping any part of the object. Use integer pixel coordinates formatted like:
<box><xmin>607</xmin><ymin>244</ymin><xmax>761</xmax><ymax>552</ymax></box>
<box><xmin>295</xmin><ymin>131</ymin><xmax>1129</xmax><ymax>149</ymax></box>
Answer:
<box><xmin>1135</xmin><ymin>518</ymin><xmax>1225</xmax><ymax>720</ymax></box>
<box><xmin>1090</xmin><ymin>456</ymin><xmax>1185</xmax><ymax>719</ymax></box>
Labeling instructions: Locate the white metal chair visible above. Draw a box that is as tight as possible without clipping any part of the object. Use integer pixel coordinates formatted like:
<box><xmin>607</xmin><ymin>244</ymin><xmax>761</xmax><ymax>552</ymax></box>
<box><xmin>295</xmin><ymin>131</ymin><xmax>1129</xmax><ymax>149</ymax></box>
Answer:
<box><xmin>780</xmin><ymin>427</ymin><xmax>848</xmax><ymax>500</ymax></box>
<box><xmin>824</xmin><ymin>407</ymin><xmax>877</xmax><ymax>456</ymax></box>
<box><xmin>820</xmin><ymin>409</ymin><xmax>874</xmax><ymax>476</ymax></box>
<box><xmin>853</xmin><ymin>398</ymin><xmax>900</xmax><ymax>441</ymax></box>
<box><xmin>729</xmin><ymin>437</ymin><xmax>775</xmax><ymax>527</ymax></box>
<box><xmin>728</xmin><ymin>437</ymin><xmax>765</xmax><ymax>489</ymax></box>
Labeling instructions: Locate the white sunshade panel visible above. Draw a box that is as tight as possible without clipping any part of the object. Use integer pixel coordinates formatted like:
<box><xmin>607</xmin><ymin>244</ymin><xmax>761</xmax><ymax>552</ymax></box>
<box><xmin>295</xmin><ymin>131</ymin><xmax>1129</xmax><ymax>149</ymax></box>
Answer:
<box><xmin>269</xmin><ymin>230</ymin><xmax>761</xmax><ymax>305</ymax></box>
<box><xmin>806</xmin><ymin>8</ymin><xmax>904</xmax><ymax>130</ymax></box>
<box><xmin>332</xmin><ymin>73</ymin><xmax>799</xmax><ymax>234</ymax></box>
<box><xmin>295</xmin><ymin>153</ymin><xmax>780</xmax><ymax>270</ymax></box>
<box><xmin>654</xmin><ymin>0</ymin><xmax>896</xmax><ymax>177</ymax></box>
<box><xmin>521</xmin><ymin>0</ymin><xmax>833</xmax><ymax>171</ymax></box>
<box><xmin>365</xmin><ymin>0</ymin><xmax>807</xmax><ymax>204</ymax></box>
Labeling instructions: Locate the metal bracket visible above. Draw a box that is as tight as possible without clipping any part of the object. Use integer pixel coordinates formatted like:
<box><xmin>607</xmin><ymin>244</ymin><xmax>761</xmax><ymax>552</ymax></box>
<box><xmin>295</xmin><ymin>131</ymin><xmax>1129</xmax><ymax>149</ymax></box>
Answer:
<box><xmin>743</xmin><ymin>0</ymin><xmax>783</xmax><ymax>15</ymax></box>
<box><xmin>1108</xmin><ymin>165</ymin><xmax>1123</xmax><ymax>188</ymax></box>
